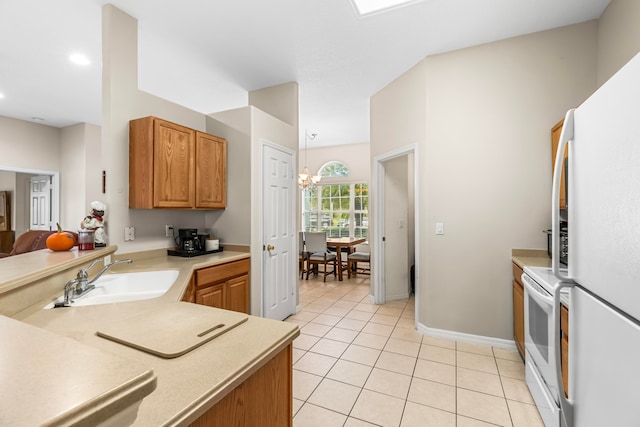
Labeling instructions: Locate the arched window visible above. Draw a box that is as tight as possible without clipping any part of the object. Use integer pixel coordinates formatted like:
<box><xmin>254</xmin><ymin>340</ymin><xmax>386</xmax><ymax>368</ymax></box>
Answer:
<box><xmin>319</xmin><ymin>161</ymin><xmax>350</xmax><ymax>177</ymax></box>
<box><xmin>302</xmin><ymin>160</ymin><xmax>367</xmax><ymax>239</ymax></box>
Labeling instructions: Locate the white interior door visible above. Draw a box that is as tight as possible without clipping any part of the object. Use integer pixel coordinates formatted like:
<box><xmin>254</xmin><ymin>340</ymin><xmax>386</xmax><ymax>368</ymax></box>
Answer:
<box><xmin>30</xmin><ymin>175</ymin><xmax>52</xmax><ymax>230</ymax></box>
<box><xmin>263</xmin><ymin>144</ymin><xmax>296</xmax><ymax>320</ymax></box>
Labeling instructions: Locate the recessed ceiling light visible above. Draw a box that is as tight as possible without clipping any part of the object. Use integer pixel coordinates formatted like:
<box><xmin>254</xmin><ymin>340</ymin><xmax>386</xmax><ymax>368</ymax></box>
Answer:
<box><xmin>350</xmin><ymin>0</ymin><xmax>422</xmax><ymax>16</ymax></box>
<box><xmin>69</xmin><ymin>53</ymin><xmax>91</xmax><ymax>66</ymax></box>
<box><xmin>0</xmin><ymin>93</ymin><xmax>5</xmax><ymax>99</ymax></box>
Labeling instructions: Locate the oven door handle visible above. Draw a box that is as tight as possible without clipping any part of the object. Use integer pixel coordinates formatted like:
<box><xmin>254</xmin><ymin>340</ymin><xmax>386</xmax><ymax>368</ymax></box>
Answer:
<box><xmin>522</xmin><ymin>274</ymin><xmax>554</xmax><ymax>307</ymax></box>
<box><xmin>553</xmin><ymin>281</ymin><xmax>575</xmax><ymax>427</ymax></box>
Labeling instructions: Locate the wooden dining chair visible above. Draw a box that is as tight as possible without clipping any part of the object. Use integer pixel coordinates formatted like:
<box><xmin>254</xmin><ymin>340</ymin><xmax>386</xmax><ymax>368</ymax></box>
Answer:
<box><xmin>298</xmin><ymin>231</ymin><xmax>310</xmax><ymax>279</ymax></box>
<box><xmin>347</xmin><ymin>242</ymin><xmax>370</xmax><ymax>278</ymax></box>
<box><xmin>305</xmin><ymin>231</ymin><xmax>337</xmax><ymax>282</ymax></box>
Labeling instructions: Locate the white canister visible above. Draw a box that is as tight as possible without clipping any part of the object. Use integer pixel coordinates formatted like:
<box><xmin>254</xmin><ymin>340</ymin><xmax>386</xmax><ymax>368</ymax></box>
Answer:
<box><xmin>205</xmin><ymin>238</ymin><xmax>220</xmax><ymax>251</ymax></box>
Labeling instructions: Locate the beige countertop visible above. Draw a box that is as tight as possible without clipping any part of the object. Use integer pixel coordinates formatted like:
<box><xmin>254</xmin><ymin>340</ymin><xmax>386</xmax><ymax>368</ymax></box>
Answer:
<box><xmin>0</xmin><ymin>315</ymin><xmax>157</xmax><ymax>427</ymax></box>
<box><xmin>511</xmin><ymin>248</ymin><xmax>552</xmax><ymax>269</ymax></box>
<box><xmin>0</xmin><ymin>245</ymin><xmax>117</xmax><ymax>296</ymax></box>
<box><xmin>3</xmin><ymin>247</ymin><xmax>299</xmax><ymax>426</ymax></box>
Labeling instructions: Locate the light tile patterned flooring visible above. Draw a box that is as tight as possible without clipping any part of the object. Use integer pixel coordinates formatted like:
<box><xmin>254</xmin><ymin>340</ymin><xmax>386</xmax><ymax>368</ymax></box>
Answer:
<box><xmin>285</xmin><ymin>275</ymin><xmax>544</xmax><ymax>427</ymax></box>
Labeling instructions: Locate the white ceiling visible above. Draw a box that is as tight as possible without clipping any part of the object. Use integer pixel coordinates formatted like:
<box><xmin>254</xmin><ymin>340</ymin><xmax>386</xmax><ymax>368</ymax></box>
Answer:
<box><xmin>0</xmin><ymin>0</ymin><xmax>610</xmax><ymax>148</ymax></box>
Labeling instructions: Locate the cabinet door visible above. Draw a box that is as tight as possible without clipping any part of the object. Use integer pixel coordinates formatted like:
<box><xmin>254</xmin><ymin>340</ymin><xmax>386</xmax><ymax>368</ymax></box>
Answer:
<box><xmin>196</xmin><ymin>283</ymin><xmax>225</xmax><ymax>309</ymax></box>
<box><xmin>551</xmin><ymin>119</ymin><xmax>568</xmax><ymax>210</ymax></box>
<box><xmin>227</xmin><ymin>274</ymin><xmax>249</xmax><ymax>314</ymax></box>
<box><xmin>153</xmin><ymin>119</ymin><xmax>195</xmax><ymax>208</ymax></box>
<box><xmin>195</xmin><ymin>132</ymin><xmax>227</xmax><ymax>209</ymax></box>
<box><xmin>513</xmin><ymin>280</ymin><xmax>525</xmax><ymax>358</ymax></box>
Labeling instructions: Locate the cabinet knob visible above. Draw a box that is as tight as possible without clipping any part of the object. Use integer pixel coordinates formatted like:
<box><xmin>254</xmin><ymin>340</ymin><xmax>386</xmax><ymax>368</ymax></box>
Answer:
<box><xmin>266</xmin><ymin>244</ymin><xmax>275</xmax><ymax>251</ymax></box>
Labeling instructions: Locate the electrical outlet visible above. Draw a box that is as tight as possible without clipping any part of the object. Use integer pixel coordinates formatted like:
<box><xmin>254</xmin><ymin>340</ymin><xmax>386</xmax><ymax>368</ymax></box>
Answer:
<box><xmin>124</xmin><ymin>226</ymin><xmax>135</xmax><ymax>241</ymax></box>
<box><xmin>165</xmin><ymin>225</ymin><xmax>173</xmax><ymax>237</ymax></box>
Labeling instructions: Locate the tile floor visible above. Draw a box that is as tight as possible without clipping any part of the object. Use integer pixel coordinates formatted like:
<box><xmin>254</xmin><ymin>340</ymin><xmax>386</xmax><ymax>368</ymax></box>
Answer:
<box><xmin>285</xmin><ymin>274</ymin><xmax>544</xmax><ymax>427</ymax></box>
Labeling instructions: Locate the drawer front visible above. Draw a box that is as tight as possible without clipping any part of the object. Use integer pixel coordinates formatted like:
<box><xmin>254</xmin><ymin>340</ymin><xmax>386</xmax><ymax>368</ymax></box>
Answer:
<box><xmin>196</xmin><ymin>258</ymin><xmax>250</xmax><ymax>286</ymax></box>
<box><xmin>512</xmin><ymin>262</ymin><xmax>524</xmax><ymax>285</ymax></box>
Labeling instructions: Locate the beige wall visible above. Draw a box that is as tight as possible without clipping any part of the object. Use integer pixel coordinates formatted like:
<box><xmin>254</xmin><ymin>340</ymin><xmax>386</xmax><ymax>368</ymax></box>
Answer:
<box><xmin>0</xmin><ymin>116</ymin><xmax>61</xmax><ymax>172</ymax></box>
<box><xmin>372</xmin><ymin>21</ymin><xmax>599</xmax><ymax>340</ymax></box>
<box><xmin>300</xmin><ymin>142</ymin><xmax>370</xmax><ymax>184</ymax></box>
<box><xmin>60</xmin><ymin>123</ymin><xmax>102</xmax><ymax>230</ymax></box>
<box><xmin>0</xmin><ymin>116</ymin><xmax>101</xmax><ymax>234</ymax></box>
<box><xmin>205</xmin><ymin>111</ymin><xmax>252</xmax><ymax>245</ymax></box>
<box><xmin>597</xmin><ymin>0</ymin><xmax>640</xmax><ymax>85</ymax></box>
<box><xmin>248</xmin><ymin>82</ymin><xmax>299</xmax><ymax>129</ymax></box>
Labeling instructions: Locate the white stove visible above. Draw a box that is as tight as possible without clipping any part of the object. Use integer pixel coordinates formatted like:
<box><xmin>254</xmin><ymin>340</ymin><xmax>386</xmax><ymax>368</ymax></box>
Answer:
<box><xmin>523</xmin><ymin>266</ymin><xmax>570</xmax><ymax>306</ymax></box>
<box><xmin>521</xmin><ymin>265</ymin><xmax>571</xmax><ymax>427</ymax></box>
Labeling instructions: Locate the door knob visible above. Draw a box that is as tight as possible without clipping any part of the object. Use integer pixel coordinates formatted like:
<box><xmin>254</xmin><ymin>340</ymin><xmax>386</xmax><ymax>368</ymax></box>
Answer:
<box><xmin>267</xmin><ymin>244</ymin><xmax>275</xmax><ymax>251</ymax></box>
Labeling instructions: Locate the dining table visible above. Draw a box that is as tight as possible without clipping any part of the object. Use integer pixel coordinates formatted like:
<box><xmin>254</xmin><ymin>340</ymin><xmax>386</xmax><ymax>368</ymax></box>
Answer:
<box><xmin>326</xmin><ymin>237</ymin><xmax>366</xmax><ymax>281</ymax></box>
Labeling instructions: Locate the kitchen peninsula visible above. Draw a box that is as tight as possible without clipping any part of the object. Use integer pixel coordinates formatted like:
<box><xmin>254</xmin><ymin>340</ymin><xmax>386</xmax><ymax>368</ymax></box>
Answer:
<box><xmin>1</xmin><ymin>247</ymin><xmax>299</xmax><ymax>426</ymax></box>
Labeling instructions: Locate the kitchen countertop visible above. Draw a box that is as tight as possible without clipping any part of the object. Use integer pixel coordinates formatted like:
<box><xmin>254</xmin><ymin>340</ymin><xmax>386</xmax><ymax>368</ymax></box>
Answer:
<box><xmin>0</xmin><ymin>315</ymin><xmax>157</xmax><ymax>427</ymax></box>
<box><xmin>511</xmin><ymin>248</ymin><xmax>552</xmax><ymax>269</ymax></box>
<box><xmin>3</xmin><ymin>247</ymin><xmax>299</xmax><ymax>426</ymax></box>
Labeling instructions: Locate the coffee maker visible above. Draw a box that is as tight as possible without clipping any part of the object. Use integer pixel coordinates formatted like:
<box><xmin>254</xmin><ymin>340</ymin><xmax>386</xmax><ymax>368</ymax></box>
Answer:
<box><xmin>178</xmin><ymin>228</ymin><xmax>200</xmax><ymax>254</ymax></box>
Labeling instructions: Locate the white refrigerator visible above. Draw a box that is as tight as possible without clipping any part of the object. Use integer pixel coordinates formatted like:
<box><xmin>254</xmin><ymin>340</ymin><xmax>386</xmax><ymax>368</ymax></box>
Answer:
<box><xmin>551</xmin><ymin>51</ymin><xmax>640</xmax><ymax>427</ymax></box>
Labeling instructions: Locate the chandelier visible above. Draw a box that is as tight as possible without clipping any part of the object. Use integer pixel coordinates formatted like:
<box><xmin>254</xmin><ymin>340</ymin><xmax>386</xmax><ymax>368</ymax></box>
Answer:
<box><xmin>298</xmin><ymin>131</ymin><xmax>321</xmax><ymax>191</ymax></box>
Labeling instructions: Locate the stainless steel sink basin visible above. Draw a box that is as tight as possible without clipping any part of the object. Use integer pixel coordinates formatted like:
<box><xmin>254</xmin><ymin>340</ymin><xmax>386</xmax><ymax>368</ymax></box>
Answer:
<box><xmin>44</xmin><ymin>270</ymin><xmax>179</xmax><ymax>309</ymax></box>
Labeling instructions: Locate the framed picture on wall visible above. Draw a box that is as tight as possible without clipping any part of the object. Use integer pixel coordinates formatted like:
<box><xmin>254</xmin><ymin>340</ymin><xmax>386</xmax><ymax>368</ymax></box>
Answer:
<box><xmin>0</xmin><ymin>191</ymin><xmax>10</xmax><ymax>232</ymax></box>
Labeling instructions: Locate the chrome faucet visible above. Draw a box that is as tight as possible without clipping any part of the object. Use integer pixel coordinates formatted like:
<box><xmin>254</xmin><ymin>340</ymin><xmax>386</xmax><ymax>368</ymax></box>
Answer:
<box><xmin>61</xmin><ymin>258</ymin><xmax>133</xmax><ymax>306</ymax></box>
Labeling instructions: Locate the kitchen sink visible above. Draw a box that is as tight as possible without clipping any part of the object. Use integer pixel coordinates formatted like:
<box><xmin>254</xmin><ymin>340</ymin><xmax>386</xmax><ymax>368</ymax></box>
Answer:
<box><xmin>44</xmin><ymin>270</ymin><xmax>180</xmax><ymax>309</ymax></box>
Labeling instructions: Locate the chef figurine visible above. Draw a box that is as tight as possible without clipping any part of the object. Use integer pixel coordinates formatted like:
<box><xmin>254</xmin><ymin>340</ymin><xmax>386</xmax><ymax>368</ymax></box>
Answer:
<box><xmin>81</xmin><ymin>201</ymin><xmax>107</xmax><ymax>247</ymax></box>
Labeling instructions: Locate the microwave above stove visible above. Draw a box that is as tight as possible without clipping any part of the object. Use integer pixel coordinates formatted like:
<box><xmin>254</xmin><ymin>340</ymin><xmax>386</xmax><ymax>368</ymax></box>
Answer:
<box><xmin>544</xmin><ymin>221</ymin><xmax>568</xmax><ymax>266</ymax></box>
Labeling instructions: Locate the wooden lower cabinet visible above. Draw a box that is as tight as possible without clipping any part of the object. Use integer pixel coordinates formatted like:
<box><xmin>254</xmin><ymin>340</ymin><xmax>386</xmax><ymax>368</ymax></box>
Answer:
<box><xmin>196</xmin><ymin>283</ymin><xmax>225</xmax><ymax>308</ymax></box>
<box><xmin>561</xmin><ymin>304</ymin><xmax>569</xmax><ymax>397</ymax></box>
<box><xmin>182</xmin><ymin>258</ymin><xmax>250</xmax><ymax>314</ymax></box>
<box><xmin>189</xmin><ymin>344</ymin><xmax>292</xmax><ymax>427</ymax></box>
<box><xmin>226</xmin><ymin>275</ymin><xmax>249</xmax><ymax>313</ymax></box>
<box><xmin>512</xmin><ymin>263</ymin><xmax>525</xmax><ymax>359</ymax></box>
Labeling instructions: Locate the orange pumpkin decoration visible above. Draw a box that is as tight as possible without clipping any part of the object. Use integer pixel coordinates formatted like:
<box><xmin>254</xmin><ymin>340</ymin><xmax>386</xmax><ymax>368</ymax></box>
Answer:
<box><xmin>46</xmin><ymin>223</ymin><xmax>77</xmax><ymax>251</ymax></box>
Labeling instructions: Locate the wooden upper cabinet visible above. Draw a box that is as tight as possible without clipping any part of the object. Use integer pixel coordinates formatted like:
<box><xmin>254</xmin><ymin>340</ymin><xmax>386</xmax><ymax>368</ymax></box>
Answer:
<box><xmin>153</xmin><ymin>119</ymin><xmax>195</xmax><ymax>208</ymax></box>
<box><xmin>551</xmin><ymin>119</ymin><xmax>568</xmax><ymax>210</ymax></box>
<box><xmin>195</xmin><ymin>132</ymin><xmax>227</xmax><ymax>209</ymax></box>
<box><xmin>129</xmin><ymin>116</ymin><xmax>227</xmax><ymax>210</ymax></box>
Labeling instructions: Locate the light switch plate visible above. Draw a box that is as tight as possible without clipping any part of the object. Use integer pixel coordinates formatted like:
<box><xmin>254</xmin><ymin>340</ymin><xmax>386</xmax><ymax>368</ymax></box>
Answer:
<box><xmin>435</xmin><ymin>222</ymin><xmax>444</xmax><ymax>235</ymax></box>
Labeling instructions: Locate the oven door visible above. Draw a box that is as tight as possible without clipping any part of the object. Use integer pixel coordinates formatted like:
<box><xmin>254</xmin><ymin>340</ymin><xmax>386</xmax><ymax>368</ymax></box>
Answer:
<box><xmin>523</xmin><ymin>273</ymin><xmax>560</xmax><ymax>401</ymax></box>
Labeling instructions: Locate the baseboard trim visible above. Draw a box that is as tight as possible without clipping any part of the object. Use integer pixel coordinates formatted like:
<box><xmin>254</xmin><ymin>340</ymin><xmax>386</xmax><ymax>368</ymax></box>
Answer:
<box><xmin>385</xmin><ymin>292</ymin><xmax>410</xmax><ymax>302</ymax></box>
<box><xmin>416</xmin><ymin>322</ymin><xmax>517</xmax><ymax>350</ymax></box>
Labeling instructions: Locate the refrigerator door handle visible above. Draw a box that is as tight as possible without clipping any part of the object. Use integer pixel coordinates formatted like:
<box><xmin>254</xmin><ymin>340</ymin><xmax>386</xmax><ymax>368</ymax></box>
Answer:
<box><xmin>552</xmin><ymin>109</ymin><xmax>575</xmax><ymax>282</ymax></box>
<box><xmin>553</xmin><ymin>282</ymin><xmax>575</xmax><ymax>427</ymax></box>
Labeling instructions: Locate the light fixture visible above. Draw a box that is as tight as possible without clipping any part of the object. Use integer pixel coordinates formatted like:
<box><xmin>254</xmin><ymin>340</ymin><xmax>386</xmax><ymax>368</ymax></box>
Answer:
<box><xmin>350</xmin><ymin>0</ymin><xmax>422</xmax><ymax>16</ymax></box>
<box><xmin>298</xmin><ymin>131</ymin><xmax>321</xmax><ymax>191</ymax></box>
<box><xmin>69</xmin><ymin>53</ymin><xmax>91</xmax><ymax>66</ymax></box>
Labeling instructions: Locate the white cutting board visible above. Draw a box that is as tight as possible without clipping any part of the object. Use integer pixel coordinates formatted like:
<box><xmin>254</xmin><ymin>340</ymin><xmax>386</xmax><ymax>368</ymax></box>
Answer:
<box><xmin>96</xmin><ymin>302</ymin><xmax>248</xmax><ymax>358</ymax></box>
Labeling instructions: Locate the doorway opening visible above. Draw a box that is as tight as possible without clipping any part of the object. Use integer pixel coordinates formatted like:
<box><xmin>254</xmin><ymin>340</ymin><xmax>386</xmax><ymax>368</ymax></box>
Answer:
<box><xmin>373</xmin><ymin>144</ymin><xmax>419</xmax><ymax>326</ymax></box>
<box><xmin>0</xmin><ymin>167</ymin><xmax>59</xmax><ymax>236</ymax></box>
